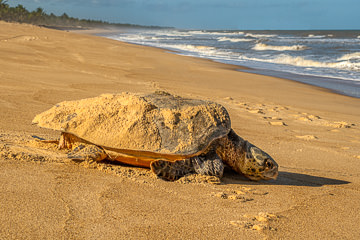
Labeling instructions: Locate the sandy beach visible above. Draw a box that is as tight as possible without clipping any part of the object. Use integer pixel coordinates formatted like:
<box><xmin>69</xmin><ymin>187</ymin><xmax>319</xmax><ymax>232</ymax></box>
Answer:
<box><xmin>1</xmin><ymin>21</ymin><xmax>360</xmax><ymax>239</ymax></box>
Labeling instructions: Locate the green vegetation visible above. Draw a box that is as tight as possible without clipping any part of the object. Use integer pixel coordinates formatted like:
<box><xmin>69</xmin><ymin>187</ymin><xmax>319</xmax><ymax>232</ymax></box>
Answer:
<box><xmin>0</xmin><ymin>0</ymin><xmax>162</xmax><ymax>29</ymax></box>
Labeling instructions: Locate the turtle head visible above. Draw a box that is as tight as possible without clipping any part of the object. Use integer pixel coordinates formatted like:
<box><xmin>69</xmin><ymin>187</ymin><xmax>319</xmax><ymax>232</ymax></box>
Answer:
<box><xmin>239</xmin><ymin>141</ymin><xmax>278</xmax><ymax>181</ymax></box>
<box><xmin>218</xmin><ymin>130</ymin><xmax>278</xmax><ymax>181</ymax></box>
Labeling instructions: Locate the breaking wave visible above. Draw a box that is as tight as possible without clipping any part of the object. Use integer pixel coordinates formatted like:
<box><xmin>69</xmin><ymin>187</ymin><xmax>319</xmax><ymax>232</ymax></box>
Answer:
<box><xmin>272</xmin><ymin>55</ymin><xmax>332</xmax><ymax>67</ymax></box>
<box><xmin>337</xmin><ymin>52</ymin><xmax>360</xmax><ymax>61</ymax></box>
<box><xmin>252</xmin><ymin>43</ymin><xmax>309</xmax><ymax>51</ymax></box>
<box><xmin>307</xmin><ymin>34</ymin><xmax>326</xmax><ymax>38</ymax></box>
<box><xmin>272</xmin><ymin>55</ymin><xmax>360</xmax><ymax>71</ymax></box>
<box><xmin>188</xmin><ymin>31</ymin><xmax>244</xmax><ymax>36</ymax></box>
<box><xmin>217</xmin><ymin>37</ymin><xmax>253</xmax><ymax>42</ymax></box>
<box><xmin>166</xmin><ymin>44</ymin><xmax>216</xmax><ymax>52</ymax></box>
<box><xmin>155</xmin><ymin>32</ymin><xmax>192</xmax><ymax>37</ymax></box>
<box><xmin>245</xmin><ymin>33</ymin><xmax>277</xmax><ymax>38</ymax></box>
<box><xmin>241</xmin><ymin>54</ymin><xmax>360</xmax><ymax>72</ymax></box>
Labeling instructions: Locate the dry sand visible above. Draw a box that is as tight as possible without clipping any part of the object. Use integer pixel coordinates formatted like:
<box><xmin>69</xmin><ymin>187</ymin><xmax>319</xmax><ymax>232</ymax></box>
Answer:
<box><xmin>0</xmin><ymin>21</ymin><xmax>360</xmax><ymax>239</ymax></box>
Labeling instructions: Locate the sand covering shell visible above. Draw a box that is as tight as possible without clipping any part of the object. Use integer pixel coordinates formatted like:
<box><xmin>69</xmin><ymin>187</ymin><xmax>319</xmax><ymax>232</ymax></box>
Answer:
<box><xmin>32</xmin><ymin>92</ymin><xmax>231</xmax><ymax>155</ymax></box>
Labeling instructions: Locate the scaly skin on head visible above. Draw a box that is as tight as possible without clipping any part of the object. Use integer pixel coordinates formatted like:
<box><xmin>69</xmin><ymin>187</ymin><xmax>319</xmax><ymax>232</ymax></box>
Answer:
<box><xmin>216</xmin><ymin>129</ymin><xmax>278</xmax><ymax>181</ymax></box>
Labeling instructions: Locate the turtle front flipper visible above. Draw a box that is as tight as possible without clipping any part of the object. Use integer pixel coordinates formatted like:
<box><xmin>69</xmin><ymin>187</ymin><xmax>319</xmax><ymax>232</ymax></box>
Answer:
<box><xmin>191</xmin><ymin>150</ymin><xmax>224</xmax><ymax>178</ymax></box>
<box><xmin>150</xmin><ymin>159</ymin><xmax>194</xmax><ymax>181</ymax></box>
<box><xmin>68</xmin><ymin>144</ymin><xmax>108</xmax><ymax>162</ymax></box>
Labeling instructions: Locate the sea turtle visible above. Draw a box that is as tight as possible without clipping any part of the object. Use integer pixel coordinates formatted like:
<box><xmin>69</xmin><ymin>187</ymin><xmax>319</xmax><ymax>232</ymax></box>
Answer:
<box><xmin>32</xmin><ymin>91</ymin><xmax>278</xmax><ymax>181</ymax></box>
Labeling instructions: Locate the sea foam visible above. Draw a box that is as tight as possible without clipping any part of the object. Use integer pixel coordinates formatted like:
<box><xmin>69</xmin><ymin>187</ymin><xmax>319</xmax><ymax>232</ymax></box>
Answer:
<box><xmin>217</xmin><ymin>37</ymin><xmax>253</xmax><ymax>42</ymax></box>
<box><xmin>241</xmin><ymin>54</ymin><xmax>360</xmax><ymax>71</ymax></box>
<box><xmin>307</xmin><ymin>34</ymin><xmax>326</xmax><ymax>38</ymax></box>
<box><xmin>166</xmin><ymin>44</ymin><xmax>216</xmax><ymax>53</ymax></box>
<box><xmin>188</xmin><ymin>31</ymin><xmax>244</xmax><ymax>36</ymax></box>
<box><xmin>337</xmin><ymin>52</ymin><xmax>360</xmax><ymax>61</ymax></box>
<box><xmin>245</xmin><ymin>33</ymin><xmax>277</xmax><ymax>38</ymax></box>
<box><xmin>252</xmin><ymin>43</ymin><xmax>308</xmax><ymax>51</ymax></box>
<box><xmin>272</xmin><ymin>55</ymin><xmax>360</xmax><ymax>71</ymax></box>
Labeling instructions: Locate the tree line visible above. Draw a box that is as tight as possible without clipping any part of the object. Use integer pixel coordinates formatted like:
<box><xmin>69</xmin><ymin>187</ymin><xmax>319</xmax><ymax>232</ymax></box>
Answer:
<box><xmin>0</xmin><ymin>0</ymin><xmax>161</xmax><ymax>29</ymax></box>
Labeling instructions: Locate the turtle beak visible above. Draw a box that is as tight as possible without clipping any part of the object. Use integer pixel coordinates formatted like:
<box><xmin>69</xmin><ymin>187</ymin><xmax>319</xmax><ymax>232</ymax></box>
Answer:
<box><xmin>262</xmin><ymin>158</ymin><xmax>278</xmax><ymax>180</ymax></box>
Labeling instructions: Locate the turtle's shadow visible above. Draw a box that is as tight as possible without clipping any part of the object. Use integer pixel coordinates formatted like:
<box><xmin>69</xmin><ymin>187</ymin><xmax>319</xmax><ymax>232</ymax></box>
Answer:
<box><xmin>222</xmin><ymin>169</ymin><xmax>350</xmax><ymax>187</ymax></box>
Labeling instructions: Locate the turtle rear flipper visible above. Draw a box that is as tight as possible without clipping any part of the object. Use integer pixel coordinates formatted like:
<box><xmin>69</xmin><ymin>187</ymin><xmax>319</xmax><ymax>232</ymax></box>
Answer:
<box><xmin>151</xmin><ymin>159</ymin><xmax>194</xmax><ymax>181</ymax></box>
<box><xmin>68</xmin><ymin>144</ymin><xmax>107</xmax><ymax>162</ymax></box>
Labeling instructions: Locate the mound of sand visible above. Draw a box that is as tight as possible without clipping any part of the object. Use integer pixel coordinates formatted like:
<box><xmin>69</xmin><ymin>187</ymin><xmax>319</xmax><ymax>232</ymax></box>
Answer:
<box><xmin>32</xmin><ymin>91</ymin><xmax>230</xmax><ymax>155</ymax></box>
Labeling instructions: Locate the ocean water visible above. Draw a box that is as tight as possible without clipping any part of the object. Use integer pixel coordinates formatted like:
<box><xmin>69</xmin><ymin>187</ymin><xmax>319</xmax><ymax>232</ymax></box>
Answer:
<box><xmin>102</xmin><ymin>29</ymin><xmax>360</xmax><ymax>98</ymax></box>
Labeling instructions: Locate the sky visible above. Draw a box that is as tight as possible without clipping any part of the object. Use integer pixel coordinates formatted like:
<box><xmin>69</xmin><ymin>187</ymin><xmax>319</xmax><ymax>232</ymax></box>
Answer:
<box><xmin>9</xmin><ymin>0</ymin><xmax>360</xmax><ymax>30</ymax></box>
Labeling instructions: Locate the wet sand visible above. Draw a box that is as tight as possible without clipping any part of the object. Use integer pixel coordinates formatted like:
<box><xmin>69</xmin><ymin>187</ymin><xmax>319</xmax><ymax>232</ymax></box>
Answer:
<box><xmin>1</xmin><ymin>21</ymin><xmax>360</xmax><ymax>239</ymax></box>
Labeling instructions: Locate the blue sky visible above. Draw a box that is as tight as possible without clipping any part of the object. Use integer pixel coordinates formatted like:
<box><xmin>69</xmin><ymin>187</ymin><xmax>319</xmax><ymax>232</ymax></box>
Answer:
<box><xmin>9</xmin><ymin>0</ymin><xmax>360</xmax><ymax>30</ymax></box>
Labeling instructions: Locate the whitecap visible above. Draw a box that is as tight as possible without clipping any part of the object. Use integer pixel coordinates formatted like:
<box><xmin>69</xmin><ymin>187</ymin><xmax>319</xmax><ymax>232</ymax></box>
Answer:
<box><xmin>217</xmin><ymin>37</ymin><xmax>253</xmax><ymax>42</ymax></box>
<box><xmin>209</xmin><ymin>31</ymin><xmax>244</xmax><ymax>35</ymax></box>
<box><xmin>272</xmin><ymin>55</ymin><xmax>360</xmax><ymax>71</ymax></box>
<box><xmin>155</xmin><ymin>32</ymin><xmax>192</xmax><ymax>37</ymax></box>
<box><xmin>245</xmin><ymin>33</ymin><xmax>277</xmax><ymax>38</ymax></box>
<box><xmin>252</xmin><ymin>43</ymin><xmax>309</xmax><ymax>51</ymax></box>
<box><xmin>273</xmin><ymin>55</ymin><xmax>331</xmax><ymax>67</ymax></box>
<box><xmin>241</xmin><ymin>55</ymin><xmax>360</xmax><ymax>72</ymax></box>
<box><xmin>166</xmin><ymin>44</ymin><xmax>216</xmax><ymax>52</ymax></box>
<box><xmin>337</xmin><ymin>52</ymin><xmax>360</xmax><ymax>61</ymax></box>
<box><xmin>240</xmin><ymin>55</ymin><xmax>326</xmax><ymax>67</ymax></box>
<box><xmin>188</xmin><ymin>31</ymin><xmax>244</xmax><ymax>36</ymax></box>
<box><xmin>307</xmin><ymin>34</ymin><xmax>326</xmax><ymax>38</ymax></box>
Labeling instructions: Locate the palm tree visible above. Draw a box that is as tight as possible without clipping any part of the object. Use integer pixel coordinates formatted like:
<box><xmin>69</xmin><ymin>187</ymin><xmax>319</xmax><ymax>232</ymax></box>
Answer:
<box><xmin>0</xmin><ymin>0</ymin><xmax>8</xmax><ymax>8</ymax></box>
<box><xmin>35</xmin><ymin>7</ymin><xmax>44</xmax><ymax>16</ymax></box>
<box><xmin>0</xmin><ymin>0</ymin><xmax>10</xmax><ymax>20</ymax></box>
<box><xmin>14</xmin><ymin>4</ymin><xmax>28</xmax><ymax>22</ymax></box>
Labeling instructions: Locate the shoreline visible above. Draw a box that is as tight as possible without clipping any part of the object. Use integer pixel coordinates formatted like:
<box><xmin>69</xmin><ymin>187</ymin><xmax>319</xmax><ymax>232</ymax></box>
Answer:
<box><xmin>1</xmin><ymin>21</ymin><xmax>360</xmax><ymax>239</ymax></box>
<box><xmin>70</xmin><ymin>27</ymin><xmax>360</xmax><ymax>103</ymax></box>
<box><xmin>240</xmin><ymin>68</ymin><xmax>360</xmax><ymax>98</ymax></box>
<box><xmin>90</xmin><ymin>28</ymin><xmax>360</xmax><ymax>99</ymax></box>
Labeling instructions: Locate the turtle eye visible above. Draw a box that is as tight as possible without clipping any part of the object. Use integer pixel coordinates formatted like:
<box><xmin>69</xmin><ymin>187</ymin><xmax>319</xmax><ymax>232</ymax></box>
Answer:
<box><xmin>265</xmin><ymin>160</ymin><xmax>273</xmax><ymax>168</ymax></box>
